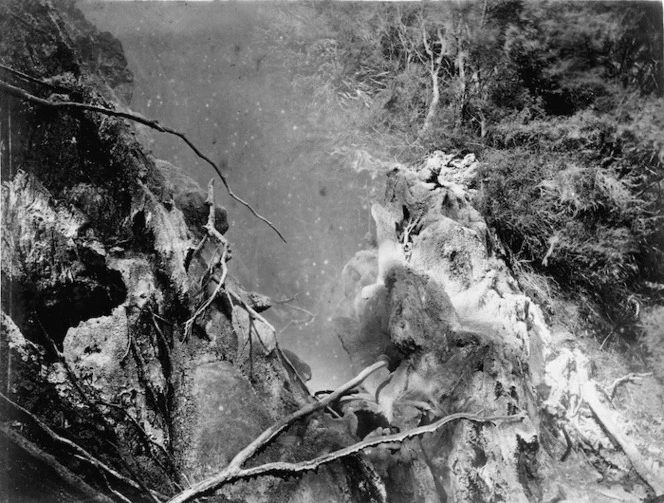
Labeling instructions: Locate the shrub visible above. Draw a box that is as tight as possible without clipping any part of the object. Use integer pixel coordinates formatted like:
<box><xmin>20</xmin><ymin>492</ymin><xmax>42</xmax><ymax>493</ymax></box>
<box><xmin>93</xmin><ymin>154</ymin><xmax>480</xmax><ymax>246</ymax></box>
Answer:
<box><xmin>476</xmin><ymin>103</ymin><xmax>664</xmax><ymax>335</ymax></box>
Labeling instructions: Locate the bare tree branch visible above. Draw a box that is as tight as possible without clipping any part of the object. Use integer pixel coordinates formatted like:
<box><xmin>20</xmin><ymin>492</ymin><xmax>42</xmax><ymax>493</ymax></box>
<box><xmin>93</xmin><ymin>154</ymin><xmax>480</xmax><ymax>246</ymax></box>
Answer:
<box><xmin>0</xmin><ymin>393</ymin><xmax>165</xmax><ymax>502</ymax></box>
<box><xmin>0</xmin><ymin>63</ymin><xmax>70</xmax><ymax>92</ymax></box>
<box><xmin>0</xmin><ymin>425</ymin><xmax>118</xmax><ymax>503</ymax></box>
<box><xmin>605</xmin><ymin>372</ymin><xmax>652</xmax><ymax>400</ymax></box>
<box><xmin>168</xmin><ymin>407</ymin><xmax>525</xmax><ymax>503</ymax></box>
<box><xmin>576</xmin><ymin>354</ymin><xmax>664</xmax><ymax>494</ymax></box>
<box><xmin>0</xmin><ymin>77</ymin><xmax>286</xmax><ymax>242</ymax></box>
<box><xmin>167</xmin><ymin>360</ymin><xmax>389</xmax><ymax>503</ymax></box>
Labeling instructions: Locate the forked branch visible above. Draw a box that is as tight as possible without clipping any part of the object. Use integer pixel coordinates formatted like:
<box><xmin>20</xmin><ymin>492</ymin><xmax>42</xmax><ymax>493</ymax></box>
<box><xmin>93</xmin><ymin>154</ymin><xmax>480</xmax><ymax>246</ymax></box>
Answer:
<box><xmin>167</xmin><ymin>360</ymin><xmax>389</xmax><ymax>503</ymax></box>
<box><xmin>168</xmin><ymin>396</ymin><xmax>524</xmax><ymax>503</ymax></box>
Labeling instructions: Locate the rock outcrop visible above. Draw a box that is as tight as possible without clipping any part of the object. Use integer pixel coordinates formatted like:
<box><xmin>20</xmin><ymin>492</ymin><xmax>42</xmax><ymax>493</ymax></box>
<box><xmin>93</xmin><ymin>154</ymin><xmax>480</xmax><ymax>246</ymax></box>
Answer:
<box><xmin>334</xmin><ymin>152</ymin><xmax>664</xmax><ymax>502</ymax></box>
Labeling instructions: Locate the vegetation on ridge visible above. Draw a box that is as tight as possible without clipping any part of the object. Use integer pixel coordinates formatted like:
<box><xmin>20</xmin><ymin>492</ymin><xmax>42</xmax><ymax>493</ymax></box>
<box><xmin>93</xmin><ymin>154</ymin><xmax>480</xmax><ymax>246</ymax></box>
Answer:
<box><xmin>253</xmin><ymin>0</ymin><xmax>663</xmax><ymax>363</ymax></box>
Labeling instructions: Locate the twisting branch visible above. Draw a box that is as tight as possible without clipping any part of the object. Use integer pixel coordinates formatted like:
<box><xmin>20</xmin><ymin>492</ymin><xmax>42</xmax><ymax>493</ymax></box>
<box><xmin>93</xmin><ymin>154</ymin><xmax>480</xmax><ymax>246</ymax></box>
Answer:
<box><xmin>233</xmin><ymin>411</ymin><xmax>525</xmax><ymax>480</ymax></box>
<box><xmin>0</xmin><ymin>77</ymin><xmax>286</xmax><ymax>242</ymax></box>
<box><xmin>168</xmin><ymin>404</ymin><xmax>524</xmax><ymax>503</ymax></box>
<box><xmin>167</xmin><ymin>360</ymin><xmax>389</xmax><ymax>503</ymax></box>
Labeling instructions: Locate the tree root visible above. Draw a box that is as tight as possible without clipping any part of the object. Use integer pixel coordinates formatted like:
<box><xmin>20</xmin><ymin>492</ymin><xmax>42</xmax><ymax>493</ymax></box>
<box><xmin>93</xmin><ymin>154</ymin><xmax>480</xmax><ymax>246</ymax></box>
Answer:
<box><xmin>0</xmin><ymin>77</ymin><xmax>286</xmax><ymax>242</ymax></box>
<box><xmin>100</xmin><ymin>400</ymin><xmax>182</xmax><ymax>492</ymax></box>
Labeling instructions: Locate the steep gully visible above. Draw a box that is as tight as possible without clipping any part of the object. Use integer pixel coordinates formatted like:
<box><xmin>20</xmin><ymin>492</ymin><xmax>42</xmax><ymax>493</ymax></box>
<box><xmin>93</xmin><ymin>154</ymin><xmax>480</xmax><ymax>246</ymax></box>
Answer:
<box><xmin>2</xmin><ymin>2</ymin><xmax>663</xmax><ymax>502</ymax></box>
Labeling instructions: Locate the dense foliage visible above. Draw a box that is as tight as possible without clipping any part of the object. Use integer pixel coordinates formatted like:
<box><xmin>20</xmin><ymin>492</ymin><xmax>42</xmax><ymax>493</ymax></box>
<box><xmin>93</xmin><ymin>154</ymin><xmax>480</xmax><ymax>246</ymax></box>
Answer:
<box><xmin>255</xmin><ymin>0</ymin><xmax>663</xmax><ymax>347</ymax></box>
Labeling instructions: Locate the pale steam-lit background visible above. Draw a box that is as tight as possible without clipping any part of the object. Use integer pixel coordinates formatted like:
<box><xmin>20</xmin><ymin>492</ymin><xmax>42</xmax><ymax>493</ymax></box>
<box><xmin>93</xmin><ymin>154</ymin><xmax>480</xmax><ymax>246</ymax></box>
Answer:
<box><xmin>79</xmin><ymin>0</ymin><xmax>381</xmax><ymax>389</ymax></box>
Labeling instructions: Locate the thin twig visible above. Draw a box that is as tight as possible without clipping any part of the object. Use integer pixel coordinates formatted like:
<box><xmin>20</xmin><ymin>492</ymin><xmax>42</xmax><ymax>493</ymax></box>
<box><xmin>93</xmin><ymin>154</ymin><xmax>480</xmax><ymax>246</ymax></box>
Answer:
<box><xmin>271</xmin><ymin>293</ymin><xmax>300</xmax><ymax>304</ymax></box>
<box><xmin>230</xmin><ymin>292</ymin><xmax>329</xmax><ymax>413</ymax></box>
<box><xmin>277</xmin><ymin>302</ymin><xmax>317</xmax><ymax>321</ymax></box>
<box><xmin>184</xmin><ymin>180</ymin><xmax>230</xmax><ymax>340</ymax></box>
<box><xmin>0</xmin><ymin>77</ymin><xmax>286</xmax><ymax>242</ymax></box>
<box><xmin>185</xmin><ymin>235</ymin><xmax>208</xmax><ymax>272</ymax></box>
<box><xmin>97</xmin><ymin>470</ymin><xmax>133</xmax><ymax>503</ymax></box>
<box><xmin>227</xmin><ymin>291</ymin><xmax>319</xmax><ymax>404</ymax></box>
<box><xmin>229</xmin><ymin>290</ymin><xmax>275</xmax><ymax>333</ymax></box>
<box><xmin>599</xmin><ymin>330</ymin><xmax>614</xmax><ymax>351</ymax></box>
<box><xmin>0</xmin><ymin>425</ymin><xmax>117</xmax><ymax>503</ymax></box>
<box><xmin>276</xmin><ymin>343</ymin><xmax>315</xmax><ymax>399</ymax></box>
<box><xmin>101</xmin><ymin>400</ymin><xmax>181</xmax><ymax>490</ymax></box>
<box><xmin>150</xmin><ymin>308</ymin><xmax>173</xmax><ymax>362</ymax></box>
<box><xmin>128</xmin><ymin>332</ymin><xmax>171</xmax><ymax>442</ymax></box>
<box><xmin>184</xmin><ymin>253</ymin><xmax>228</xmax><ymax>340</ymax></box>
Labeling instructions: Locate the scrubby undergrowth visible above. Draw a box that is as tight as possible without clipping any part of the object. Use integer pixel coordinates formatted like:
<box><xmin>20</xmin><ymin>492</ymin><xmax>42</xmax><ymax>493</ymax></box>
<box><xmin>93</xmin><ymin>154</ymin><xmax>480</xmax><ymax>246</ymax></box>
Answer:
<box><xmin>251</xmin><ymin>0</ymin><xmax>664</xmax><ymax>372</ymax></box>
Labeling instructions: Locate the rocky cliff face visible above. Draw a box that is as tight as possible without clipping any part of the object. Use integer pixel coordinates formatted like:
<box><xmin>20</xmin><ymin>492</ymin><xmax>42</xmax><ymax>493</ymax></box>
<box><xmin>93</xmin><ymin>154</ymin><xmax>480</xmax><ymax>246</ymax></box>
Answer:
<box><xmin>0</xmin><ymin>2</ymin><xmax>377</xmax><ymax>502</ymax></box>
<box><xmin>2</xmin><ymin>2</ymin><xmax>662</xmax><ymax>503</ymax></box>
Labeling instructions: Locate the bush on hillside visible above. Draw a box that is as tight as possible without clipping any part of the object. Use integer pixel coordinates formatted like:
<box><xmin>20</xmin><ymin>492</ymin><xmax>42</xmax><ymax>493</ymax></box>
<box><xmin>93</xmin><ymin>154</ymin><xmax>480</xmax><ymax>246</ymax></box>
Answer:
<box><xmin>476</xmin><ymin>101</ymin><xmax>664</xmax><ymax>335</ymax></box>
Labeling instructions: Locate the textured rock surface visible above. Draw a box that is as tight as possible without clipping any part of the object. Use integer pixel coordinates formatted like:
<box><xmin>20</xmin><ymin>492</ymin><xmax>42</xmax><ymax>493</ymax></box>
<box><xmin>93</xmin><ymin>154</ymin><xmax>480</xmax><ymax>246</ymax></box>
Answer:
<box><xmin>0</xmin><ymin>1</ymin><xmax>376</xmax><ymax>501</ymax></box>
<box><xmin>333</xmin><ymin>152</ymin><xmax>662</xmax><ymax>502</ymax></box>
<box><xmin>2</xmin><ymin>2</ymin><xmax>662</xmax><ymax>502</ymax></box>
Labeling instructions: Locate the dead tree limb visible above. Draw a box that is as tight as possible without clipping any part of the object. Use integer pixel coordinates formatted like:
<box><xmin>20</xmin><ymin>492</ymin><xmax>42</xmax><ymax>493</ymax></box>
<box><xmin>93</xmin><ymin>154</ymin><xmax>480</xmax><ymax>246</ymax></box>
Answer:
<box><xmin>0</xmin><ymin>63</ymin><xmax>70</xmax><ymax>92</ymax></box>
<box><xmin>605</xmin><ymin>372</ymin><xmax>653</xmax><ymax>400</ymax></box>
<box><xmin>168</xmin><ymin>405</ymin><xmax>524</xmax><ymax>503</ymax></box>
<box><xmin>0</xmin><ymin>393</ymin><xmax>165</xmax><ymax>501</ymax></box>
<box><xmin>0</xmin><ymin>77</ymin><xmax>286</xmax><ymax>242</ymax></box>
<box><xmin>167</xmin><ymin>360</ymin><xmax>389</xmax><ymax>503</ymax></box>
<box><xmin>576</xmin><ymin>353</ymin><xmax>664</xmax><ymax>495</ymax></box>
<box><xmin>0</xmin><ymin>425</ymin><xmax>117</xmax><ymax>503</ymax></box>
